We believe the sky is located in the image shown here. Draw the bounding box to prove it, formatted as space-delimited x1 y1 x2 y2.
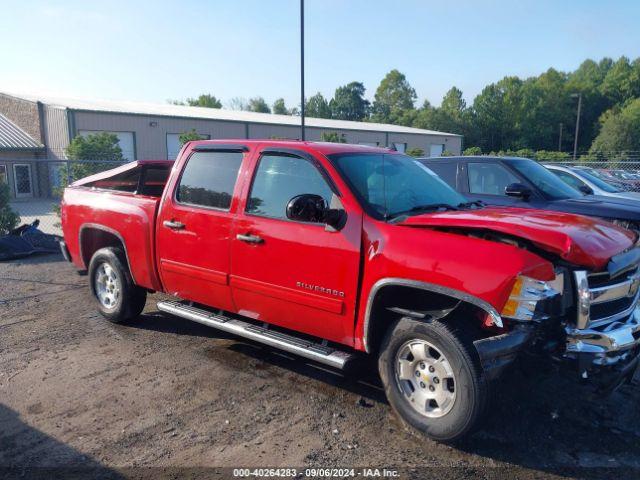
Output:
1 0 639 109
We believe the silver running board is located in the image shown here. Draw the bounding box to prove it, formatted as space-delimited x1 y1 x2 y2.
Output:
156 301 355 369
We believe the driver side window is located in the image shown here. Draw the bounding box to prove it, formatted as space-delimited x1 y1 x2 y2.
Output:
246 154 334 220
468 162 520 196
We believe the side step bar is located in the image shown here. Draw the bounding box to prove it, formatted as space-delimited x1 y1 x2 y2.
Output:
156 301 355 369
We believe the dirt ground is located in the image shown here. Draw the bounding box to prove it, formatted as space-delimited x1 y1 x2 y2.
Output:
1 254 640 479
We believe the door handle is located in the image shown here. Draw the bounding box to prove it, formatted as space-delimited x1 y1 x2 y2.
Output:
163 220 185 230
236 233 264 244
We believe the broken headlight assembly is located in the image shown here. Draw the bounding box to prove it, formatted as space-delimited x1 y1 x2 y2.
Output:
501 273 564 322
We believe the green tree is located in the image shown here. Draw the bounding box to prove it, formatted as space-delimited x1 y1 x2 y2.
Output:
272 98 289 115
590 98 640 161
227 97 249 111
330 82 370 121
463 146 482 156
371 69 417 124
248 97 271 113
405 147 424 157
0 183 20 234
63 133 125 183
320 131 346 143
534 150 571 162
179 129 206 145
470 77 523 152
186 94 222 108
54 133 126 217
600 56 640 106
305 92 332 119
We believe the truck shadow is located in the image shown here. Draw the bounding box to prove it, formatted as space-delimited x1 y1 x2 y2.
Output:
0 403 123 479
131 311 640 473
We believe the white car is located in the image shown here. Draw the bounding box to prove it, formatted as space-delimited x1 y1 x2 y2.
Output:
545 164 640 201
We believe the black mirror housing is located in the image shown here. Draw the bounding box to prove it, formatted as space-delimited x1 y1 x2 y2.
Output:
578 185 594 195
286 194 347 230
505 183 532 199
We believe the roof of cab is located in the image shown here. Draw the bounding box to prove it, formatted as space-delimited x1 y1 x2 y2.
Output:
187 139 398 156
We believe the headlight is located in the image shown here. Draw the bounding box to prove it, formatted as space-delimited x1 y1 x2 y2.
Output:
501 274 564 321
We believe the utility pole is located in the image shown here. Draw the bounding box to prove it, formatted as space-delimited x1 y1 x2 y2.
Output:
558 123 563 152
300 0 305 141
571 93 582 161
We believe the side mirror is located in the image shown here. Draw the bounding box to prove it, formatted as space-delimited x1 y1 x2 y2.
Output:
505 183 532 200
286 194 346 231
578 185 594 195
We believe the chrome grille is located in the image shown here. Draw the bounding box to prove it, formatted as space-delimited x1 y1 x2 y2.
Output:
575 267 640 329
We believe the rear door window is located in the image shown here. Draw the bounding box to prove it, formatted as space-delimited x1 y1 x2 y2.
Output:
177 151 243 210
467 162 520 196
425 162 458 188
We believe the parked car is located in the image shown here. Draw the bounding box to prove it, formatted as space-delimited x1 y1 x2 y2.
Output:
61 142 640 442
600 169 640 191
422 156 640 230
545 164 640 200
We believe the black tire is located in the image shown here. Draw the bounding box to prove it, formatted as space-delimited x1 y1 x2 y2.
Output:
378 317 488 443
88 247 147 323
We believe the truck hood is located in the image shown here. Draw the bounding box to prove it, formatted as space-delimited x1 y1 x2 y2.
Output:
399 206 636 270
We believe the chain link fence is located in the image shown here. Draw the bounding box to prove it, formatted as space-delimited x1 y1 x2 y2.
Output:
2 158 127 235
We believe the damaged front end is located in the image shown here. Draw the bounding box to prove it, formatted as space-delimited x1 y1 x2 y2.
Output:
474 247 640 391
564 248 640 390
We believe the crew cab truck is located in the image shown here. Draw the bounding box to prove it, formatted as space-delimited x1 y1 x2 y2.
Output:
60 141 640 442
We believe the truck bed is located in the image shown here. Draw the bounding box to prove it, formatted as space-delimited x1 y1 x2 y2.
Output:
61 160 172 291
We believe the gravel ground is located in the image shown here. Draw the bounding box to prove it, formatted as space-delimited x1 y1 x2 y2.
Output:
1 254 640 479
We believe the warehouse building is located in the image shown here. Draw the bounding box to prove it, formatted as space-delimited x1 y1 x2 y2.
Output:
0 92 462 198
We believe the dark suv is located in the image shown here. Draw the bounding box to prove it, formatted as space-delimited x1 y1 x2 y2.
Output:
421 156 640 230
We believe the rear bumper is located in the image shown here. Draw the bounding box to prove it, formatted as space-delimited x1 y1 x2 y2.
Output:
59 240 72 262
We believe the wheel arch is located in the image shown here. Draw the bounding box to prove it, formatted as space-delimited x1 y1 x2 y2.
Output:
79 223 136 284
363 278 503 354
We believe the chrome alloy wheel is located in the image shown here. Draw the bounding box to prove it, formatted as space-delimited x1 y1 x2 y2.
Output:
94 263 121 310
394 339 457 418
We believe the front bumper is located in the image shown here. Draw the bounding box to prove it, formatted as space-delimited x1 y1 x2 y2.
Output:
565 306 640 387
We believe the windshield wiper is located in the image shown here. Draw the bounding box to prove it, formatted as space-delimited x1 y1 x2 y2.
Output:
408 203 459 213
387 203 459 222
458 200 485 209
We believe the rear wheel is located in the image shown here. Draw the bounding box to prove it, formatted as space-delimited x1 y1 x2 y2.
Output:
378 317 488 443
88 247 146 323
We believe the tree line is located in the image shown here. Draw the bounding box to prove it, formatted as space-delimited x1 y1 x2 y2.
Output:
169 56 640 161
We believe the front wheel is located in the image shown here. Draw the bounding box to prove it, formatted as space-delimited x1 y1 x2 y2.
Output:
378 317 488 443
88 247 146 323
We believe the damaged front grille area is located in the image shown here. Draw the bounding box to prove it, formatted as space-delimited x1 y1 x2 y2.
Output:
574 266 640 329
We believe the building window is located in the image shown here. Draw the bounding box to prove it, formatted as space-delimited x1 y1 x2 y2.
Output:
166 133 211 160
79 130 136 161
13 164 33 198
0 165 7 184
429 144 445 157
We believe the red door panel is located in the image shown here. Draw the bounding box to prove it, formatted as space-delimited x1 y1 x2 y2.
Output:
156 149 248 311
230 151 362 346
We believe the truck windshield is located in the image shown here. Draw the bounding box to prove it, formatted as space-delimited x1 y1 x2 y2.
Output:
329 152 469 219
509 159 582 200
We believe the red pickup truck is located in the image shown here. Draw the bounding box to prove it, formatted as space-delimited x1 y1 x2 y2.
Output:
60 140 640 442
